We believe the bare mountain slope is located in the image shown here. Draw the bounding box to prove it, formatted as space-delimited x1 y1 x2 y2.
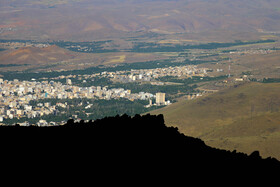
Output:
1 0 280 40
150 82 280 160
0 45 77 65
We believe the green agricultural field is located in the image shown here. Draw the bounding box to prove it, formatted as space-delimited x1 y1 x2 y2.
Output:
34 0 82 6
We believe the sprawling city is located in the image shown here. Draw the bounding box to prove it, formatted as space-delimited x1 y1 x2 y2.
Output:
0 0 280 165
0 64 213 126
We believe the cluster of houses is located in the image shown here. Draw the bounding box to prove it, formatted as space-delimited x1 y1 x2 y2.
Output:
0 78 158 125
49 65 209 84
100 65 208 83
0 64 205 125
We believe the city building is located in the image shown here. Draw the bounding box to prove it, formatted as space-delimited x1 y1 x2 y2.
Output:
156 92 166 105
66 79 72 85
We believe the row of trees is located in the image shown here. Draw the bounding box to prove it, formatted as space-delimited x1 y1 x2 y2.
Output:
2 56 212 81
53 40 118 53
263 78 280 83
129 39 276 53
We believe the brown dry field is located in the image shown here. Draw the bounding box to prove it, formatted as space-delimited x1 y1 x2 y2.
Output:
0 45 168 72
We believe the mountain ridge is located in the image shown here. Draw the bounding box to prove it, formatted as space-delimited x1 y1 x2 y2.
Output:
150 82 280 160
1 113 279 175
1 0 280 40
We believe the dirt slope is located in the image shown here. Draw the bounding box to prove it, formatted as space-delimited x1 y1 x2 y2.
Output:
150 82 280 159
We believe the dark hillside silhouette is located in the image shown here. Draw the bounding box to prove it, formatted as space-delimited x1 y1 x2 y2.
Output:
0 114 279 179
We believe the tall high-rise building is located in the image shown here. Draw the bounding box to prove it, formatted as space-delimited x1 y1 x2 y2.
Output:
66 79 72 85
156 92 165 105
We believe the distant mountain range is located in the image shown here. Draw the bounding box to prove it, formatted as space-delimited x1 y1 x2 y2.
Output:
1 0 280 40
